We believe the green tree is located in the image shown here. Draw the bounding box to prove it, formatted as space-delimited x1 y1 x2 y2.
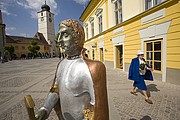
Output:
27 40 40 58
4 46 15 60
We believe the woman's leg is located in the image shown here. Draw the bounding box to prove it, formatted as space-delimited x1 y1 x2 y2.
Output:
131 86 136 93
142 90 148 99
130 82 138 95
142 90 153 104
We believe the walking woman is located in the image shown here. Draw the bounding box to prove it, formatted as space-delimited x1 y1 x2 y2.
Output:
128 50 153 104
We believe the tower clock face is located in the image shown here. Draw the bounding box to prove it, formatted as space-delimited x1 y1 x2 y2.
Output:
49 18 52 22
41 17 44 21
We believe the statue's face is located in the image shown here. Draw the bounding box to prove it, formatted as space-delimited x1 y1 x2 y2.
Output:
58 24 75 55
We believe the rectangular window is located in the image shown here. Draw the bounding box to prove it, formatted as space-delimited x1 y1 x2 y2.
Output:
86 27 88 39
41 12 43 16
15 46 18 50
114 0 122 25
100 48 104 62
155 0 162 5
91 22 94 37
49 13 51 17
145 40 162 71
22 46 25 50
92 49 95 60
98 15 103 33
145 0 163 10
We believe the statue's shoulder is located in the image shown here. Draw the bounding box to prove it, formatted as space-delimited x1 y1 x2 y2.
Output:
83 57 106 70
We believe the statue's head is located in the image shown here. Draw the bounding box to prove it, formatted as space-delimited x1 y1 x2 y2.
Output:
58 19 85 56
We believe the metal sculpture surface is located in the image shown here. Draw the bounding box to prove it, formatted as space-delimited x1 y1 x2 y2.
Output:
24 19 109 120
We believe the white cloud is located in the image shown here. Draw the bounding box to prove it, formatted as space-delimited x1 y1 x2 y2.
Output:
73 0 90 5
19 33 30 37
15 0 58 19
5 26 16 35
0 1 17 16
6 32 10 35
6 27 16 31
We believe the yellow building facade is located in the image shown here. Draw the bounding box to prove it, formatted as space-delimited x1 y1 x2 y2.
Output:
80 0 180 85
5 34 50 58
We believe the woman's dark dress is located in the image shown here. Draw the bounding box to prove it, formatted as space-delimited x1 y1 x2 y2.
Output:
128 57 153 90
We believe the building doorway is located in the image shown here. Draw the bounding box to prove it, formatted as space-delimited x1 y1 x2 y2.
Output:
100 48 104 62
116 45 123 69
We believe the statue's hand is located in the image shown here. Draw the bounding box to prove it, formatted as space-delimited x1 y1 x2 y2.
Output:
35 109 47 120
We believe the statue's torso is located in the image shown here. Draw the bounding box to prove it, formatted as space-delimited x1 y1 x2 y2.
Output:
56 58 95 120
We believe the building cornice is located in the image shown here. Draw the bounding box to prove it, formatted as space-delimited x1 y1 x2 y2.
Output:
84 0 179 43
80 0 104 21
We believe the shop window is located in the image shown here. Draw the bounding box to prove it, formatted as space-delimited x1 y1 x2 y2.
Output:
145 40 162 71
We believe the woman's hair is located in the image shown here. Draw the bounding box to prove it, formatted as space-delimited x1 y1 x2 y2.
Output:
59 19 85 49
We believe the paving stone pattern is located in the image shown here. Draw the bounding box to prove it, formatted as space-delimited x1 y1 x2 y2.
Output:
0 58 179 120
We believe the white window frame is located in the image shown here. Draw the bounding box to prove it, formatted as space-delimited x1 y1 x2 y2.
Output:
98 15 103 33
95 8 103 34
86 26 88 39
83 23 88 40
89 17 94 37
113 0 123 25
145 0 165 10
91 21 94 37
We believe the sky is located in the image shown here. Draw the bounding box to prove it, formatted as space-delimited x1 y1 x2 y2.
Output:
0 0 90 37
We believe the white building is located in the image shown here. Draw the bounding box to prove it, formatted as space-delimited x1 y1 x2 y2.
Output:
37 1 57 57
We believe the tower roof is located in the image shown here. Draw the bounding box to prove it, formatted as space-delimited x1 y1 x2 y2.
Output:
41 0 50 12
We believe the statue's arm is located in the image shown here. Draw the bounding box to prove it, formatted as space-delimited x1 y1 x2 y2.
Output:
36 80 59 120
43 91 59 117
36 61 63 120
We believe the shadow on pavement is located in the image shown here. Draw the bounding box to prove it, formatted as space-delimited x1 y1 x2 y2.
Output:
140 115 152 120
136 84 160 97
130 115 152 120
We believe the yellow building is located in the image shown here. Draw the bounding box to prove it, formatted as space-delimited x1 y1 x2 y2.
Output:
80 0 180 85
5 32 50 58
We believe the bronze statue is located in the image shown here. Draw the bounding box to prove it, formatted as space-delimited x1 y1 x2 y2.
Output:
24 19 109 120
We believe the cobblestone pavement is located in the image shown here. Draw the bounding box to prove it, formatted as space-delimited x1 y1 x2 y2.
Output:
0 58 180 120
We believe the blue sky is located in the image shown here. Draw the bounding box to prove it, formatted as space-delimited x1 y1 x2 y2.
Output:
0 0 90 37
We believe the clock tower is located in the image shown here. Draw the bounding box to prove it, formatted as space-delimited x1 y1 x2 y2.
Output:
37 1 57 56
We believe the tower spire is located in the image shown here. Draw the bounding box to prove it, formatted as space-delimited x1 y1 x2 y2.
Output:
45 0 46 5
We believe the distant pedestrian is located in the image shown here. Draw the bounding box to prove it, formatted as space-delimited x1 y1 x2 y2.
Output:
0 52 2 63
128 50 153 104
